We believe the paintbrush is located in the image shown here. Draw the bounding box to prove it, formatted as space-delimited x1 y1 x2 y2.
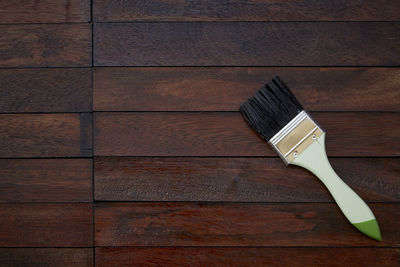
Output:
240 76 382 241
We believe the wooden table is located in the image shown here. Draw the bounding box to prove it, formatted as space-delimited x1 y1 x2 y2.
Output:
0 1 399 266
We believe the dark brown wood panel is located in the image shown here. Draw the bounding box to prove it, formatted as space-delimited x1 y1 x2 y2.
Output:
94 0 400 22
0 68 92 113
94 157 399 202
94 22 400 66
0 113 92 158
0 248 93 267
96 247 400 267
94 67 400 112
94 112 399 157
0 0 90 23
95 202 399 246
0 204 93 247
0 159 92 202
0 24 91 67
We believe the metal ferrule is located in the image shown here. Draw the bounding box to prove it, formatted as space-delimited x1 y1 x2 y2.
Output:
268 110 324 165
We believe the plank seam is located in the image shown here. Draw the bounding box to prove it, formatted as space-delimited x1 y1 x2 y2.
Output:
92 21 400 23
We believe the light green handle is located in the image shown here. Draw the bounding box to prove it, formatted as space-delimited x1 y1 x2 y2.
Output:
291 133 382 241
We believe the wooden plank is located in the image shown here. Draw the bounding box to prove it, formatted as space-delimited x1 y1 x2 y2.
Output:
93 0 400 22
0 203 93 247
96 247 400 267
0 113 92 158
95 202 399 246
93 112 399 157
94 22 400 66
0 248 93 267
94 67 400 112
94 157 399 202
0 24 91 67
0 0 90 23
0 159 92 202
0 68 92 113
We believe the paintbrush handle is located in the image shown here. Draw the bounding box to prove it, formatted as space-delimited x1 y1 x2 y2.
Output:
291 133 382 241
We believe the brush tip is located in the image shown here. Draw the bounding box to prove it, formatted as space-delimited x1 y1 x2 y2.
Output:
240 76 303 141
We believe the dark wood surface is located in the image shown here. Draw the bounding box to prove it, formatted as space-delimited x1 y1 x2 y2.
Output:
94 112 399 156
0 203 93 247
0 113 92 158
94 67 400 112
0 159 92 202
96 247 400 267
0 24 91 67
0 68 92 113
94 22 400 66
95 202 399 246
0 0 90 23
1 1 399 266
93 0 400 22
94 157 399 202
0 248 93 267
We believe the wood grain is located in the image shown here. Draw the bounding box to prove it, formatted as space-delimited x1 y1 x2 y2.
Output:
0 159 92 202
93 112 399 157
94 67 400 112
96 247 400 267
93 0 400 22
0 204 93 247
0 0 90 23
95 202 399 246
0 24 91 67
0 68 92 113
94 22 400 66
0 113 92 158
94 157 399 202
0 248 93 267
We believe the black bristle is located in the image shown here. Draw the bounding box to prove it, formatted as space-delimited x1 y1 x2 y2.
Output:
240 76 304 141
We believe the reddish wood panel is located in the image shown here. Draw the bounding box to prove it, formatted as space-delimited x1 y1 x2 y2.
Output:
0 113 92 158
93 112 399 157
95 202 399 246
94 23 400 66
0 24 91 67
0 248 93 267
0 68 92 113
0 0 90 23
0 204 93 247
0 159 92 202
96 247 400 267
94 157 399 202
94 67 400 112
93 0 400 22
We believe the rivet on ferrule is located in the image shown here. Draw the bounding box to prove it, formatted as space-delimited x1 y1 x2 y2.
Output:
268 111 324 164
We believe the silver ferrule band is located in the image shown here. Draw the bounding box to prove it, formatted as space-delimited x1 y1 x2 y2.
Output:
268 110 308 146
268 110 323 164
